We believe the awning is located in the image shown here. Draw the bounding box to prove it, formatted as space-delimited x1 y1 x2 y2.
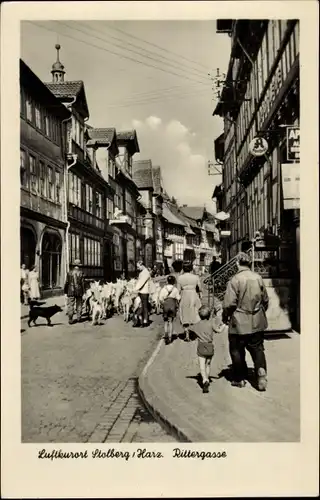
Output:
163 205 185 226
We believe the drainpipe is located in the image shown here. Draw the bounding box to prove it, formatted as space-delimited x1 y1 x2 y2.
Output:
61 97 77 276
65 154 78 274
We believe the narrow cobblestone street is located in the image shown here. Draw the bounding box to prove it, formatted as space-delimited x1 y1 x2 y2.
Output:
21 310 176 443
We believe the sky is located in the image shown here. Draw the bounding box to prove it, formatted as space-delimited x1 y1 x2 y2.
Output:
21 20 231 211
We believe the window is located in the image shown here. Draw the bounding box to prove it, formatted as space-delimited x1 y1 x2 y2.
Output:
69 233 80 264
267 21 276 70
56 171 61 203
257 48 264 98
72 116 76 142
262 35 268 87
47 166 54 200
115 183 124 211
20 88 25 116
45 114 50 137
26 95 33 122
274 21 281 57
127 153 133 176
85 184 93 213
83 237 101 266
29 155 37 193
39 161 46 197
20 149 28 187
175 242 184 260
68 172 81 207
263 177 270 228
108 155 116 178
35 103 42 129
95 192 102 218
272 181 278 220
106 197 114 220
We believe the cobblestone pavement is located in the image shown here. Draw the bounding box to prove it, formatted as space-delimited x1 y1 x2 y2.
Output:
21 310 176 443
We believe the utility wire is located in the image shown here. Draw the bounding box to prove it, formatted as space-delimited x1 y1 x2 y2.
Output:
57 21 210 84
103 81 211 105
105 88 212 109
29 21 211 87
69 21 210 80
101 20 211 72
107 86 212 107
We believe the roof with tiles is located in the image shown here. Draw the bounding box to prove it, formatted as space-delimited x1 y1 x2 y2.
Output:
45 81 83 98
179 206 207 221
162 204 185 226
116 129 140 154
86 127 117 147
132 160 154 190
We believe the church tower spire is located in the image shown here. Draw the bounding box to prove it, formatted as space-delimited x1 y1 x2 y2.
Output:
51 44 65 83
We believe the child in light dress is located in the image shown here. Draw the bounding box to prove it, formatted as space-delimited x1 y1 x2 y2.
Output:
159 275 181 344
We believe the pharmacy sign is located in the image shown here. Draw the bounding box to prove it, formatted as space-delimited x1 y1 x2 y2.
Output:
287 126 300 161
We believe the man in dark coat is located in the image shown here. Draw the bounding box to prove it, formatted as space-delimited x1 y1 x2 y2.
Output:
64 259 85 324
209 256 221 275
223 252 269 391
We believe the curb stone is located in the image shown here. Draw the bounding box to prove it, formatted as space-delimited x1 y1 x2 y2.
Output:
137 338 191 443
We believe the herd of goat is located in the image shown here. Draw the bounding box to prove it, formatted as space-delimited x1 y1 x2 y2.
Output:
82 278 162 326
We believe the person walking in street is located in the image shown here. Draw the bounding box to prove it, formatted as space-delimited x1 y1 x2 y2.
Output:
209 256 221 276
159 275 181 345
193 305 227 393
135 260 151 327
177 261 202 342
21 263 30 305
29 265 40 300
64 259 85 325
222 252 269 391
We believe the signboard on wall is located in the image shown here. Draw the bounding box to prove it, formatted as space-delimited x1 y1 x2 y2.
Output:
249 137 268 157
287 126 300 161
281 163 300 209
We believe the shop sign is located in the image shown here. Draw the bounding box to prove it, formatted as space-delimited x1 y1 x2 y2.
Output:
281 163 300 209
287 126 300 161
249 136 268 157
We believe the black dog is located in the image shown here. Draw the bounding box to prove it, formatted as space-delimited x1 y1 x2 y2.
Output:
28 305 63 327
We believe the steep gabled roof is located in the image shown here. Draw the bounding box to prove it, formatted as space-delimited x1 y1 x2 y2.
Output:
45 81 83 98
162 204 185 226
116 130 140 154
179 206 206 221
86 127 116 147
132 160 154 190
45 80 89 119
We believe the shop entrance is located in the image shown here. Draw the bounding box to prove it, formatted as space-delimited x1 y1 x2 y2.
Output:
41 231 62 289
20 226 36 269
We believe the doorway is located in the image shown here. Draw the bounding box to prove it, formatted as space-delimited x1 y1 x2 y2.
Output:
41 231 62 289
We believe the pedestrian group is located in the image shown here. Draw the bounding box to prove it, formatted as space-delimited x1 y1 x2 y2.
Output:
21 250 269 394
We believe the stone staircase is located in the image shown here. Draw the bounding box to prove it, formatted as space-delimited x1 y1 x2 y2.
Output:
202 249 293 332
